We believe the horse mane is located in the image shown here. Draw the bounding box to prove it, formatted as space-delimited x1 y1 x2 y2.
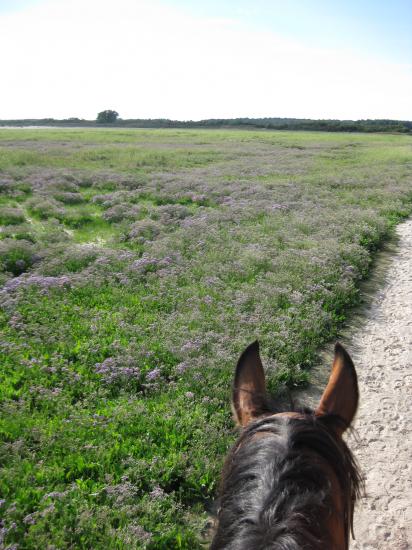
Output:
211 411 362 550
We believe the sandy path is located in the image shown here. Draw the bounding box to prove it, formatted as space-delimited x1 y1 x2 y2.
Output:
346 219 412 549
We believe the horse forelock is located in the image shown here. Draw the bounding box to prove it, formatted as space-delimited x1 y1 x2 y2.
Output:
211 412 362 550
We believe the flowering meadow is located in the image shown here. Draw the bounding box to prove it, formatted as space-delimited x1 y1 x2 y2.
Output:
0 128 411 548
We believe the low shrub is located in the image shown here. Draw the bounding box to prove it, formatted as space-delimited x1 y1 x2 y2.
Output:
0 223 36 243
128 219 161 243
150 204 192 224
53 191 84 204
0 207 26 225
103 204 142 223
26 197 66 220
0 238 38 275
61 208 95 228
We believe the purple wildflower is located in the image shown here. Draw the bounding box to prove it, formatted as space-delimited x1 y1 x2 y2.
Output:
4 275 70 292
127 524 152 542
130 256 160 274
95 356 141 385
23 513 37 525
105 481 137 505
146 368 161 381
181 340 198 353
175 362 190 374
149 486 165 500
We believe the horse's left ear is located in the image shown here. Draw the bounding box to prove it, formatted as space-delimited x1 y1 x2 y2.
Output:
232 341 269 427
316 343 358 435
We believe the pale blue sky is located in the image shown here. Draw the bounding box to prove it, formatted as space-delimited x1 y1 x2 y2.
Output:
1 0 411 119
162 0 412 64
2 0 410 63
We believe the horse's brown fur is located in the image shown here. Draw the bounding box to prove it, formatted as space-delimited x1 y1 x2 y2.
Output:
211 342 362 550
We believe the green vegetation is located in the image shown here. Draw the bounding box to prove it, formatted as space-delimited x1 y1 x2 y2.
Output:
97 110 120 124
0 128 411 548
1 117 411 133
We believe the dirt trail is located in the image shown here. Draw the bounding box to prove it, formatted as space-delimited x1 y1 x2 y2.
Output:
296 219 412 549
345 219 412 549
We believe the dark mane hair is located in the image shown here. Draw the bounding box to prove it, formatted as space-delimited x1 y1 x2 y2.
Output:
211 411 362 550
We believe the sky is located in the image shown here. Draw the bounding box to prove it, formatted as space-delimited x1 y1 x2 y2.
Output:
0 0 411 120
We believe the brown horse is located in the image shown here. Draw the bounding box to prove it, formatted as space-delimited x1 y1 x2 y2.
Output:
211 342 362 550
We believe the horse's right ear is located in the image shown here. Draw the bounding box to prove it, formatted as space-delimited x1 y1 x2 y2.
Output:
316 343 358 435
232 341 268 427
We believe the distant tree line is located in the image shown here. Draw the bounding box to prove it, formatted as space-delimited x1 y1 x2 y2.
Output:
1 116 411 134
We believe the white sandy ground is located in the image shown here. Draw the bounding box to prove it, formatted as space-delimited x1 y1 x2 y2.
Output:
345 219 412 549
298 219 412 549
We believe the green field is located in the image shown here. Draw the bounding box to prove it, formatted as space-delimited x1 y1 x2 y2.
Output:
0 128 411 548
